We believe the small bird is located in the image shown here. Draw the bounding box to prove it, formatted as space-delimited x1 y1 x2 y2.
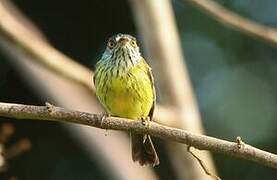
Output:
93 33 159 166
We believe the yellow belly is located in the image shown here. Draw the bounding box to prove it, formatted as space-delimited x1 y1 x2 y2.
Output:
95 65 154 120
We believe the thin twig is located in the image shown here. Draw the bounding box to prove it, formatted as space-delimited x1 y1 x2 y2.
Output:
0 35 158 180
183 0 277 46
130 0 216 179
0 102 276 169
187 146 222 180
0 0 175 128
0 1 159 179
0 1 93 90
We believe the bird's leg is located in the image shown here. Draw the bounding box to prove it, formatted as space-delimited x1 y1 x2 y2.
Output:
141 116 150 126
100 112 111 136
141 117 151 143
100 112 110 126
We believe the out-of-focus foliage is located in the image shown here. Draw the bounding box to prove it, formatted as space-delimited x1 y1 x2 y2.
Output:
0 0 276 179
174 0 277 179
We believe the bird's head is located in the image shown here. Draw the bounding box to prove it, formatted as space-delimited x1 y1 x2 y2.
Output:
101 34 142 67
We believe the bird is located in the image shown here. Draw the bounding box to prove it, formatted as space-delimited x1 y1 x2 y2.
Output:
93 33 159 166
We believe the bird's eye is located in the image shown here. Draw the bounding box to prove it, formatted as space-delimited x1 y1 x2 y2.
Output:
107 40 115 49
130 40 137 47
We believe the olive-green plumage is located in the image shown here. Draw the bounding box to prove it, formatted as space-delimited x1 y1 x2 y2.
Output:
93 34 159 166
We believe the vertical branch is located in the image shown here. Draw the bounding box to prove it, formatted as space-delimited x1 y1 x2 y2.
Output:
0 0 173 128
0 37 158 180
0 1 157 179
129 0 217 179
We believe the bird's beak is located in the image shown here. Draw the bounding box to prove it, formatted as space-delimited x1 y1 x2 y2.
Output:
118 37 129 46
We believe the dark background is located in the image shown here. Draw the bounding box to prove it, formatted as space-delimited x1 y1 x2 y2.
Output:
0 0 276 179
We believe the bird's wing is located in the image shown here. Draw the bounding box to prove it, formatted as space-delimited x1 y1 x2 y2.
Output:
93 61 101 86
144 60 156 121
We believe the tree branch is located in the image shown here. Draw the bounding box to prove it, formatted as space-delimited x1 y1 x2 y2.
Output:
130 1 217 179
183 0 277 46
0 102 276 169
0 0 175 128
0 1 93 90
0 1 158 179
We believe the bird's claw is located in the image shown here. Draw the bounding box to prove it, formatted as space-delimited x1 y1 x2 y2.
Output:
141 117 151 142
141 117 150 127
236 136 245 149
100 112 110 126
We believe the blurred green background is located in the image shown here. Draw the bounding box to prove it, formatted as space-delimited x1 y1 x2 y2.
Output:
0 0 276 179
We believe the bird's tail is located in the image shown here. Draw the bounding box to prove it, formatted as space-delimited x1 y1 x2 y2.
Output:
131 133 159 166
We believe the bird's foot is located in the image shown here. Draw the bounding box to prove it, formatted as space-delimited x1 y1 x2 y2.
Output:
141 117 151 143
100 112 110 126
141 116 150 126
236 136 245 149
